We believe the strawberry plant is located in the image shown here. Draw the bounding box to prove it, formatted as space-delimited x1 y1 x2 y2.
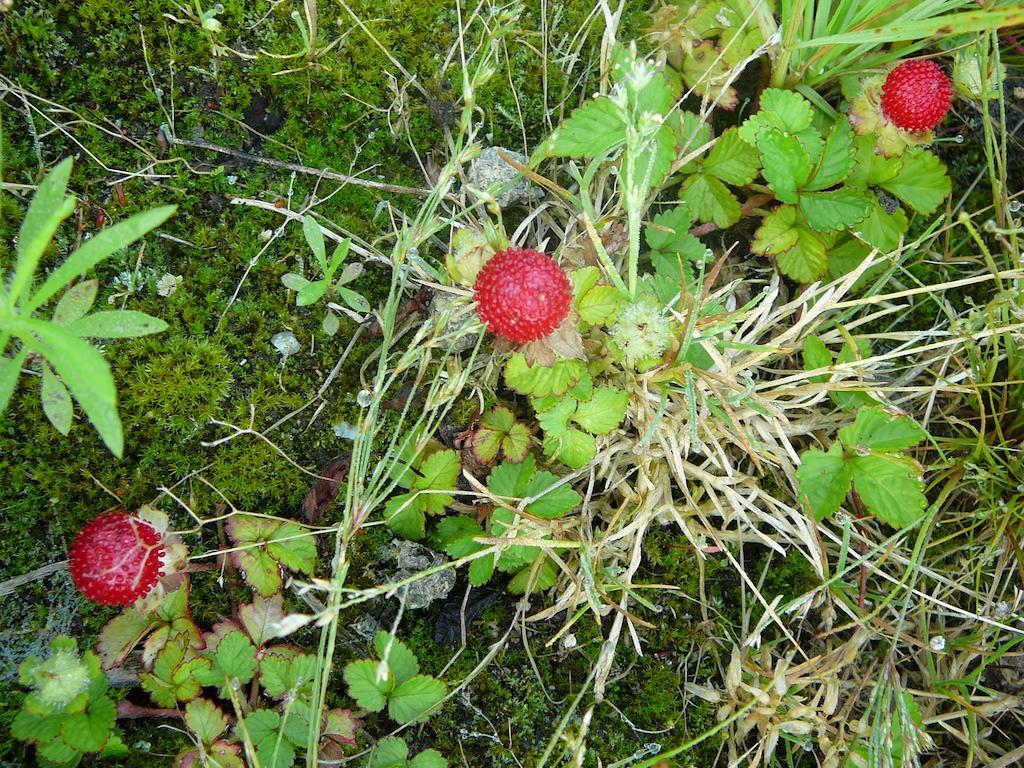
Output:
796 405 928 527
343 632 447 725
367 737 447 768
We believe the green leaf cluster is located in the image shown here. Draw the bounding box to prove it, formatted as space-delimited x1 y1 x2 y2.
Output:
740 90 950 282
343 632 447 725
797 406 928 527
468 406 531 464
436 454 578 592
384 447 461 540
281 215 368 334
225 514 318 595
0 157 175 456
12 636 127 766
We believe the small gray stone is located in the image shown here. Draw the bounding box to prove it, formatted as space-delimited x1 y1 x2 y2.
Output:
467 146 540 208
383 540 456 610
271 331 301 357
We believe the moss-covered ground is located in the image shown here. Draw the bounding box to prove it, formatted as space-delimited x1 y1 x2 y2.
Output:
0 1 778 765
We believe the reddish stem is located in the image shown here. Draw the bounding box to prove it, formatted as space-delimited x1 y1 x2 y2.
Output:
117 701 182 720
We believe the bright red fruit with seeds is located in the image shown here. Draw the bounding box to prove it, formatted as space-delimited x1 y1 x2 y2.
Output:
474 247 572 343
880 60 953 133
68 510 165 605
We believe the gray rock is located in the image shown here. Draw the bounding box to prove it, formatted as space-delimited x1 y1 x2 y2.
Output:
383 540 456 610
467 146 540 208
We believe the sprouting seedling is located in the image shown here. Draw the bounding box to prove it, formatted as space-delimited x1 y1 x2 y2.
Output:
282 216 369 331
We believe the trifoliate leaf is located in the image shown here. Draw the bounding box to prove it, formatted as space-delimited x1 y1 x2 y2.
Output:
879 148 951 215
505 355 583 398
681 173 741 227
543 429 596 470
807 118 855 191
702 127 760 185
572 387 629 435
799 189 871 233
387 675 447 724
522 471 581 519
343 659 389 713
850 453 926 528
547 98 626 158
481 406 515 432
373 632 419 686
796 444 853 521
839 406 927 453
185 699 227 745
758 129 813 204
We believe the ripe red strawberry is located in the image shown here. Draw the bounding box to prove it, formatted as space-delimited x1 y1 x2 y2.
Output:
474 247 572 343
68 509 166 605
880 60 952 133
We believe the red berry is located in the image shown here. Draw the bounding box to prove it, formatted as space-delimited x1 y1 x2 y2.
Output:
474 247 572 343
880 60 952 133
68 510 165 605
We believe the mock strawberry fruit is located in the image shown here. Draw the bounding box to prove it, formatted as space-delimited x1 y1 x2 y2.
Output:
474 247 572 343
68 509 166 605
880 60 952 133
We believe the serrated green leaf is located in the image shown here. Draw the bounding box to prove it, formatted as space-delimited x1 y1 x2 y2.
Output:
501 422 531 462
879 148 951 215
758 129 812 204
839 406 927 452
480 406 515 432
505 355 583 398
234 549 282 595
507 557 559 594
487 455 536 499
536 395 576 439
409 749 449 768
578 285 623 325
368 737 409 768
850 453 926 528
803 336 832 383
374 632 419 686
436 517 484 557
69 310 168 339
384 493 426 540
185 699 227 745
646 205 694 252
758 89 814 133
702 128 760 185
239 594 286 647
41 364 73 435
571 267 601 302
753 206 800 256
388 675 446 724
856 198 908 252
796 444 853 521
572 387 628 435
470 427 502 463
12 709 64 744
344 659 388 713
52 280 98 325
61 694 115 752
214 632 257 682
543 429 596 470
776 232 828 284
807 118 854 191
412 449 460 510
847 135 900 188
469 555 495 587
240 708 280 746
681 173 741 228
548 98 626 158
799 189 871 233
522 471 581 519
